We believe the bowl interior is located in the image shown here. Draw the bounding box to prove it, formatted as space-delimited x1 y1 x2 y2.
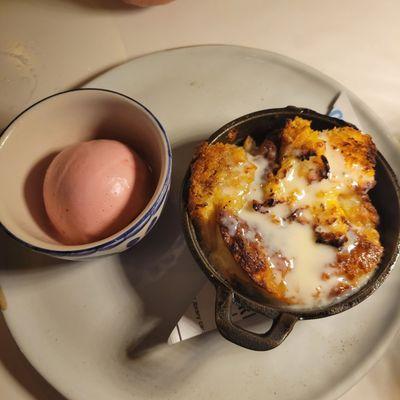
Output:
183 108 400 317
0 89 168 251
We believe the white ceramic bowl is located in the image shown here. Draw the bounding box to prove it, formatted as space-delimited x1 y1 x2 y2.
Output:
0 88 171 260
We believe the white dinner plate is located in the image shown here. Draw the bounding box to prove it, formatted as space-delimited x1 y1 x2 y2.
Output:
1 45 399 400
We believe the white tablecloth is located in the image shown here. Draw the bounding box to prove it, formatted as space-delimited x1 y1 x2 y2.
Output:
0 0 399 399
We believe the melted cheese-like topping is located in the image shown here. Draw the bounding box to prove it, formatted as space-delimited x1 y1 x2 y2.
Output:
239 206 337 303
247 154 270 202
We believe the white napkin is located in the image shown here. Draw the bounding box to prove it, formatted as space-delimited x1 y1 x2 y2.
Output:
169 92 360 344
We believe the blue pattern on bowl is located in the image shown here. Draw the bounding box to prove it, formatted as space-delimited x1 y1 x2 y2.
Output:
145 216 159 235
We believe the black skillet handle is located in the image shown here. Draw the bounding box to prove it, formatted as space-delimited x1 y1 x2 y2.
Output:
215 285 298 351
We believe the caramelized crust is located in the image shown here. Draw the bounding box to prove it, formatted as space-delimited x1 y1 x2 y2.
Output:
336 237 383 281
218 211 289 301
188 142 255 249
328 126 376 191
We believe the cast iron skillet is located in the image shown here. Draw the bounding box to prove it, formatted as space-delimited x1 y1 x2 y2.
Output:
182 106 400 351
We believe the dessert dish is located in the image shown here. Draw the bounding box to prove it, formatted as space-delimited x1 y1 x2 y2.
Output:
188 117 383 307
183 107 399 350
0 88 171 259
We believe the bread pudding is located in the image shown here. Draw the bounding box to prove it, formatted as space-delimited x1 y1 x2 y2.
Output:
188 117 383 306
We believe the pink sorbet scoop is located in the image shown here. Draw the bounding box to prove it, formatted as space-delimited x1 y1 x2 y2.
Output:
43 139 153 245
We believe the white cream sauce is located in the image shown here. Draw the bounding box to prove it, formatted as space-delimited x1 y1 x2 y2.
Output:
222 132 370 306
274 133 363 210
340 230 358 254
247 154 270 202
220 213 239 237
239 207 337 305
321 132 363 187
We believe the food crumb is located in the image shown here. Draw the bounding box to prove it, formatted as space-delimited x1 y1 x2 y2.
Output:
227 130 238 142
